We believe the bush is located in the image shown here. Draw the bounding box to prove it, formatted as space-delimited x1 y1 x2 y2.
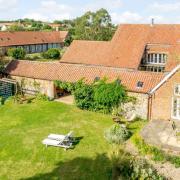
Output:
7 48 26 59
42 48 60 59
105 124 131 144
74 83 94 110
111 148 164 180
131 134 180 168
94 80 127 111
73 79 127 113
35 93 50 101
25 54 41 60
0 96 5 105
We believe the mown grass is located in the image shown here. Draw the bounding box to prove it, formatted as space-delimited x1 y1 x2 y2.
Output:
0 99 114 180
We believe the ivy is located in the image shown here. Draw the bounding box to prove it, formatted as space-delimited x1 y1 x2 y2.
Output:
54 78 128 113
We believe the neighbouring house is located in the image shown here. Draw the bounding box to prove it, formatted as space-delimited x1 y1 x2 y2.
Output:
0 22 15 31
4 24 180 121
47 23 61 31
0 31 68 54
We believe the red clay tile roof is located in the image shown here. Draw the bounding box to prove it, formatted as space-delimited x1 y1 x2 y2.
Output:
5 60 164 94
0 31 68 47
61 24 180 71
61 40 111 66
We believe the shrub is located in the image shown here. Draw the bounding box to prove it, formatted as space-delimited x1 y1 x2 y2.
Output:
94 80 127 111
74 83 94 110
35 93 50 101
7 48 26 59
25 54 41 60
111 148 164 180
42 48 60 59
131 134 180 168
0 96 5 105
74 79 127 113
105 124 131 144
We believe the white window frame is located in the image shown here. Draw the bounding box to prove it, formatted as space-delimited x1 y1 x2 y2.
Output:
171 97 180 120
147 53 167 65
174 84 180 96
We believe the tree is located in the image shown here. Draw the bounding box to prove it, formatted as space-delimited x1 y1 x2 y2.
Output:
42 24 52 30
42 48 60 59
73 8 116 41
8 24 25 31
7 48 26 59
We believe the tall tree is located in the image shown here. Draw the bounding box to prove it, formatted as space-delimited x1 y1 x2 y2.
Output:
73 9 116 41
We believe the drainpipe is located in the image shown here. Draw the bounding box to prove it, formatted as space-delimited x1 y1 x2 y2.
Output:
147 94 153 121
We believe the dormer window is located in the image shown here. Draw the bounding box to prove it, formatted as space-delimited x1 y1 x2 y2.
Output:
139 52 167 72
137 81 144 88
146 53 167 64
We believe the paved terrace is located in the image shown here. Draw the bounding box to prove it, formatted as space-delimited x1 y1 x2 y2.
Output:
141 120 180 153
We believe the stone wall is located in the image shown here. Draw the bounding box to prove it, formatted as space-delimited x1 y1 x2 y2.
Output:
11 76 55 99
122 92 149 120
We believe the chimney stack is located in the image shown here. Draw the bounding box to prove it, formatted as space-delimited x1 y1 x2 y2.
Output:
151 18 154 27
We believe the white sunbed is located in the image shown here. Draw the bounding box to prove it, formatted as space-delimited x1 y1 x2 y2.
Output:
48 131 74 141
42 137 73 150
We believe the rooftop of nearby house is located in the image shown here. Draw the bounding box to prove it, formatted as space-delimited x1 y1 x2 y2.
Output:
61 24 180 72
4 24 180 94
0 31 68 47
5 60 164 94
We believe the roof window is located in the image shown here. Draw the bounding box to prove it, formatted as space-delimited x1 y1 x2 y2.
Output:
94 76 100 82
116 79 121 85
137 81 144 88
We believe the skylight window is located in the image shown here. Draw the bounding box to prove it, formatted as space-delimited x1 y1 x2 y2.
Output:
94 76 100 82
137 81 144 88
116 79 121 85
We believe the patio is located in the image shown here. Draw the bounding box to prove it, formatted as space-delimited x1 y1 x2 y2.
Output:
141 120 180 153
54 95 74 105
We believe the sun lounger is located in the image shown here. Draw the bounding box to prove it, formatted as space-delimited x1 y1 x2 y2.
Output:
48 131 73 141
42 138 73 150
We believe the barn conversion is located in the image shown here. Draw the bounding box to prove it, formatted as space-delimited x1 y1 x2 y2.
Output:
4 24 180 121
0 31 68 54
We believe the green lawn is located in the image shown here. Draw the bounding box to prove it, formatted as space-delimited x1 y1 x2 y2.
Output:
0 99 114 180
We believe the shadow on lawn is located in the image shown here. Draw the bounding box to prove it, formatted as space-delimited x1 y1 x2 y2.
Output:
72 136 84 146
21 153 112 180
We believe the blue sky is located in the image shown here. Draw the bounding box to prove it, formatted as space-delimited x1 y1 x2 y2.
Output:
0 0 180 24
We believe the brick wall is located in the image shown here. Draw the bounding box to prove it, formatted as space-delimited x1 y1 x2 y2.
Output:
151 70 180 121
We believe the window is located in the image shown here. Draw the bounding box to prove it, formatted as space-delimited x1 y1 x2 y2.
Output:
94 77 100 82
116 79 121 85
172 85 180 120
137 81 144 88
146 53 167 64
172 98 180 120
174 84 180 96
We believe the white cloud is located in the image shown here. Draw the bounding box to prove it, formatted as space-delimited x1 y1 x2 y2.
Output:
23 0 74 21
0 0 18 11
111 11 142 24
152 2 180 12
